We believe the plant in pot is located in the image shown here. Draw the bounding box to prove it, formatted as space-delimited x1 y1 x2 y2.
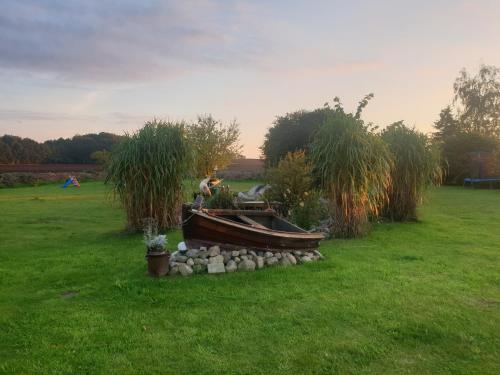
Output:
144 219 170 277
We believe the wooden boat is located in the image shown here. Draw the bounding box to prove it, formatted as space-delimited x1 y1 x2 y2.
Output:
182 206 324 251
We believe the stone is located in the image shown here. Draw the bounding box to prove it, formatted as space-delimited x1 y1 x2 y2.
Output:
198 250 209 259
192 264 207 274
301 256 313 263
286 254 297 265
306 252 314 258
178 263 193 276
186 249 199 258
240 255 249 261
208 255 224 264
169 266 179 275
193 258 207 265
234 256 241 263
186 258 195 266
207 263 225 274
264 251 273 258
231 250 240 257
225 260 237 272
255 256 264 269
249 250 257 257
239 249 248 255
293 250 303 257
238 259 256 272
173 255 188 263
266 257 279 266
258 251 264 257
313 250 325 260
199 246 207 252
223 252 232 263
280 256 292 267
275 252 282 260
208 245 220 257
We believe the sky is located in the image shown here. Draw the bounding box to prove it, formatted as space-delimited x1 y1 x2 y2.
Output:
1 0 499 157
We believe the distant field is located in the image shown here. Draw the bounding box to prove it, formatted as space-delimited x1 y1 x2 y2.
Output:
0 183 499 374
0 158 264 177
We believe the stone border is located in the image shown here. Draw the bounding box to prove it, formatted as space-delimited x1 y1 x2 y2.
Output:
168 245 324 276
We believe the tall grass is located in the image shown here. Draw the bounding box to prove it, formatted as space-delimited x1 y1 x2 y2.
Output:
311 114 392 237
106 120 193 231
381 122 442 221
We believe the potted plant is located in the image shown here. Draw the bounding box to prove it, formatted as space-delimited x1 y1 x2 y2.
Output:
144 219 170 277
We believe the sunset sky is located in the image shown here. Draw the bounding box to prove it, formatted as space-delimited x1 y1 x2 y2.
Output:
1 0 499 157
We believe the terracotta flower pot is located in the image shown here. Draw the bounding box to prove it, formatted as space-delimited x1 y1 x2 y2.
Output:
146 251 170 277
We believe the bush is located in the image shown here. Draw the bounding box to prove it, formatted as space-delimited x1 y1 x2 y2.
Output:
106 120 193 231
441 132 499 184
204 186 235 209
0 173 39 188
311 113 392 238
381 122 443 221
264 150 313 217
290 190 328 230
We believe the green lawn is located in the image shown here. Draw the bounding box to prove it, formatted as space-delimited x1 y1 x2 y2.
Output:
0 182 499 374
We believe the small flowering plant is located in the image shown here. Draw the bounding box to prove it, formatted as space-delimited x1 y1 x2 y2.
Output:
143 218 168 254
145 234 167 253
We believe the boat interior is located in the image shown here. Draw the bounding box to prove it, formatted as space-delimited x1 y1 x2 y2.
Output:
205 209 306 233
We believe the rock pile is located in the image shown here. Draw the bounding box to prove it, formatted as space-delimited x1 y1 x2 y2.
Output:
168 245 324 276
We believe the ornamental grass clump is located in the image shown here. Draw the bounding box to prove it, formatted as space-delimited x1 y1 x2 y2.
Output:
106 120 193 231
311 114 392 238
381 122 443 221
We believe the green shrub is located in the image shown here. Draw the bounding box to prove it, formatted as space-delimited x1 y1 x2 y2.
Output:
290 190 328 230
204 186 235 209
0 173 39 188
264 151 312 215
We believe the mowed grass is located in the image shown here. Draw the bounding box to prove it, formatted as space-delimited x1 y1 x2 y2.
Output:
0 182 499 374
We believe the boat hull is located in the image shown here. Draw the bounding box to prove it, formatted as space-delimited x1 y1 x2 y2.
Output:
182 208 323 251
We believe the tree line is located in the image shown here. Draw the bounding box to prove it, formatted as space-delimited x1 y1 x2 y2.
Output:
0 132 123 164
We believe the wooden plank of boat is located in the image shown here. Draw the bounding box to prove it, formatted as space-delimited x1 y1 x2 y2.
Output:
182 208 323 251
236 215 267 229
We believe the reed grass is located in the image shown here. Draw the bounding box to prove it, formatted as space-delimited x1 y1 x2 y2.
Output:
106 120 193 231
311 114 392 237
382 122 442 221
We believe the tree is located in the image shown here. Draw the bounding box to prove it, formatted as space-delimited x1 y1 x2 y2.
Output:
261 108 330 167
0 135 49 163
44 132 123 163
434 106 461 142
261 94 375 167
90 150 111 165
454 64 500 137
187 115 241 177
441 133 499 184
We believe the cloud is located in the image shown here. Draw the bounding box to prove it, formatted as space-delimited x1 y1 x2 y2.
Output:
0 0 269 82
0 109 98 122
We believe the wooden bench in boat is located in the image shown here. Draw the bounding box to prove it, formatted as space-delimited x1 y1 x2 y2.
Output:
237 215 267 229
